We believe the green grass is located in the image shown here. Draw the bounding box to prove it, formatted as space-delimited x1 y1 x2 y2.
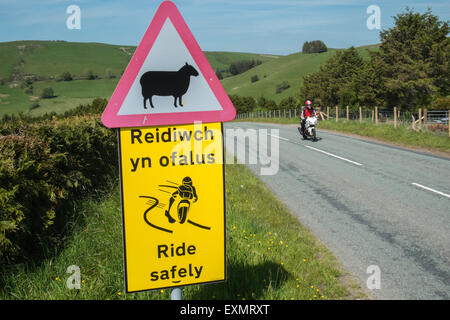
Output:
5 41 134 79
0 42 22 79
0 41 277 80
0 79 120 116
0 84 32 115
29 78 120 116
319 120 450 153
0 163 363 300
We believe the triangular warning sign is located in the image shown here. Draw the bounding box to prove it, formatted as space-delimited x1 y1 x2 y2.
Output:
101 1 236 128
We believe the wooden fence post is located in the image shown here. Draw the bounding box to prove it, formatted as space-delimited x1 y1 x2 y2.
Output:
346 105 349 121
423 108 427 125
418 108 422 131
394 107 397 128
359 106 362 124
448 110 450 138
327 106 330 119
336 106 339 122
375 106 378 125
372 110 374 122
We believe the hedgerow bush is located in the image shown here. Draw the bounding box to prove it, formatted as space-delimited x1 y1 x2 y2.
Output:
0 98 117 264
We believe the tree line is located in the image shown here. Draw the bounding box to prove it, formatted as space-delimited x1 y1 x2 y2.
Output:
299 8 449 111
302 40 328 54
216 59 262 79
229 94 300 113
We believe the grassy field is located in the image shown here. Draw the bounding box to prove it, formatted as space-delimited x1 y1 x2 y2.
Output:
0 41 277 80
0 162 364 300
0 41 278 116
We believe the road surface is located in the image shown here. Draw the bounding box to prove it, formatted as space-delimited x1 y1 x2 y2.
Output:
224 121 450 300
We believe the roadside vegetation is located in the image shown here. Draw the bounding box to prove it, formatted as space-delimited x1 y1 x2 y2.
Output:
0 160 364 300
0 97 364 300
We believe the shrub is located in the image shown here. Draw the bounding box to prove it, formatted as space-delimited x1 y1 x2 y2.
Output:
24 85 33 95
85 70 97 80
432 97 450 110
41 87 55 99
58 71 72 81
250 75 259 83
0 99 117 264
275 81 290 94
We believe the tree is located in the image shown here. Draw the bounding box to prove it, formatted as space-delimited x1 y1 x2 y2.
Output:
228 59 262 75
41 87 55 99
59 71 72 81
299 47 363 107
275 81 290 94
85 70 97 80
278 97 298 110
251 75 259 83
228 95 256 113
374 8 449 109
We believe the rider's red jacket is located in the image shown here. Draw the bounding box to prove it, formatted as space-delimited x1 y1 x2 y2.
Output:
301 106 316 119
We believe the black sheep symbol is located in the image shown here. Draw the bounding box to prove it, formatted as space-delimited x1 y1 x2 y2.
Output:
140 62 199 109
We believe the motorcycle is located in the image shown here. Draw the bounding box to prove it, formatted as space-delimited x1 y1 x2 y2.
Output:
301 115 318 141
177 199 191 224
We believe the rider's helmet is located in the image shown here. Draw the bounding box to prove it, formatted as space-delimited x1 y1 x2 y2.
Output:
305 100 312 108
182 176 193 186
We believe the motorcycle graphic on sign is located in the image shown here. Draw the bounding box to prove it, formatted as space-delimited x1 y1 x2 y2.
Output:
140 177 211 234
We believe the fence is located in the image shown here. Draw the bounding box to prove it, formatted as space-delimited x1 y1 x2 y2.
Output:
236 106 450 137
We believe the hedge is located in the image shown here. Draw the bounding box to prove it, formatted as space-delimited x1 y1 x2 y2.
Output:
0 99 117 264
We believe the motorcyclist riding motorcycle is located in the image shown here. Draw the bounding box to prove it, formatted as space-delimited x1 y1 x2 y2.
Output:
165 176 198 224
300 100 317 136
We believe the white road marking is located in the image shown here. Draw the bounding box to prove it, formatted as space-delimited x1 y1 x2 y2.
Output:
268 133 290 141
266 132 363 166
411 183 450 199
304 145 363 166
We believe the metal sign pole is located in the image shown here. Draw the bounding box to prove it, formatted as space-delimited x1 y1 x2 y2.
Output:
171 287 182 300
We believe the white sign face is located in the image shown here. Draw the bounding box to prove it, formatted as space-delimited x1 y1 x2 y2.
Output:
117 18 223 116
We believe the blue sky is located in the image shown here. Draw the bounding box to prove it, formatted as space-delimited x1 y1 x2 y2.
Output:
0 0 448 55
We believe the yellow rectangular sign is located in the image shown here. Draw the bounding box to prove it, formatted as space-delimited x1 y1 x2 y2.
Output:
118 122 226 292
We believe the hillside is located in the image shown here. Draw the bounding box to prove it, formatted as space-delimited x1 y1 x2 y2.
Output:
0 41 277 116
0 40 377 116
221 46 378 103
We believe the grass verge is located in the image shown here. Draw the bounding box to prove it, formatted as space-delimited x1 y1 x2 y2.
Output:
235 117 450 154
0 163 364 300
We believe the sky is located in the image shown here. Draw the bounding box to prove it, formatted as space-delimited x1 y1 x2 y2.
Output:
0 0 448 55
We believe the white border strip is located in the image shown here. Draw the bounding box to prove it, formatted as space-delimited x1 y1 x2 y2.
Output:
304 145 363 166
411 183 450 199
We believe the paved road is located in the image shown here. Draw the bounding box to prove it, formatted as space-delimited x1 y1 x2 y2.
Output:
224 121 450 300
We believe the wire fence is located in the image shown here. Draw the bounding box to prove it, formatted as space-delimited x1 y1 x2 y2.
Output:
236 107 450 137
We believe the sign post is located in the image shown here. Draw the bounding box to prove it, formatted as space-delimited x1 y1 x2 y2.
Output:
102 1 235 295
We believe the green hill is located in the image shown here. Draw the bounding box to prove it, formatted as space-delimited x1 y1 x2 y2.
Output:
0 41 277 116
0 40 377 116
221 46 378 103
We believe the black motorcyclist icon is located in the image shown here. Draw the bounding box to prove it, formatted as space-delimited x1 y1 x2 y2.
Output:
140 177 210 234
164 176 198 224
